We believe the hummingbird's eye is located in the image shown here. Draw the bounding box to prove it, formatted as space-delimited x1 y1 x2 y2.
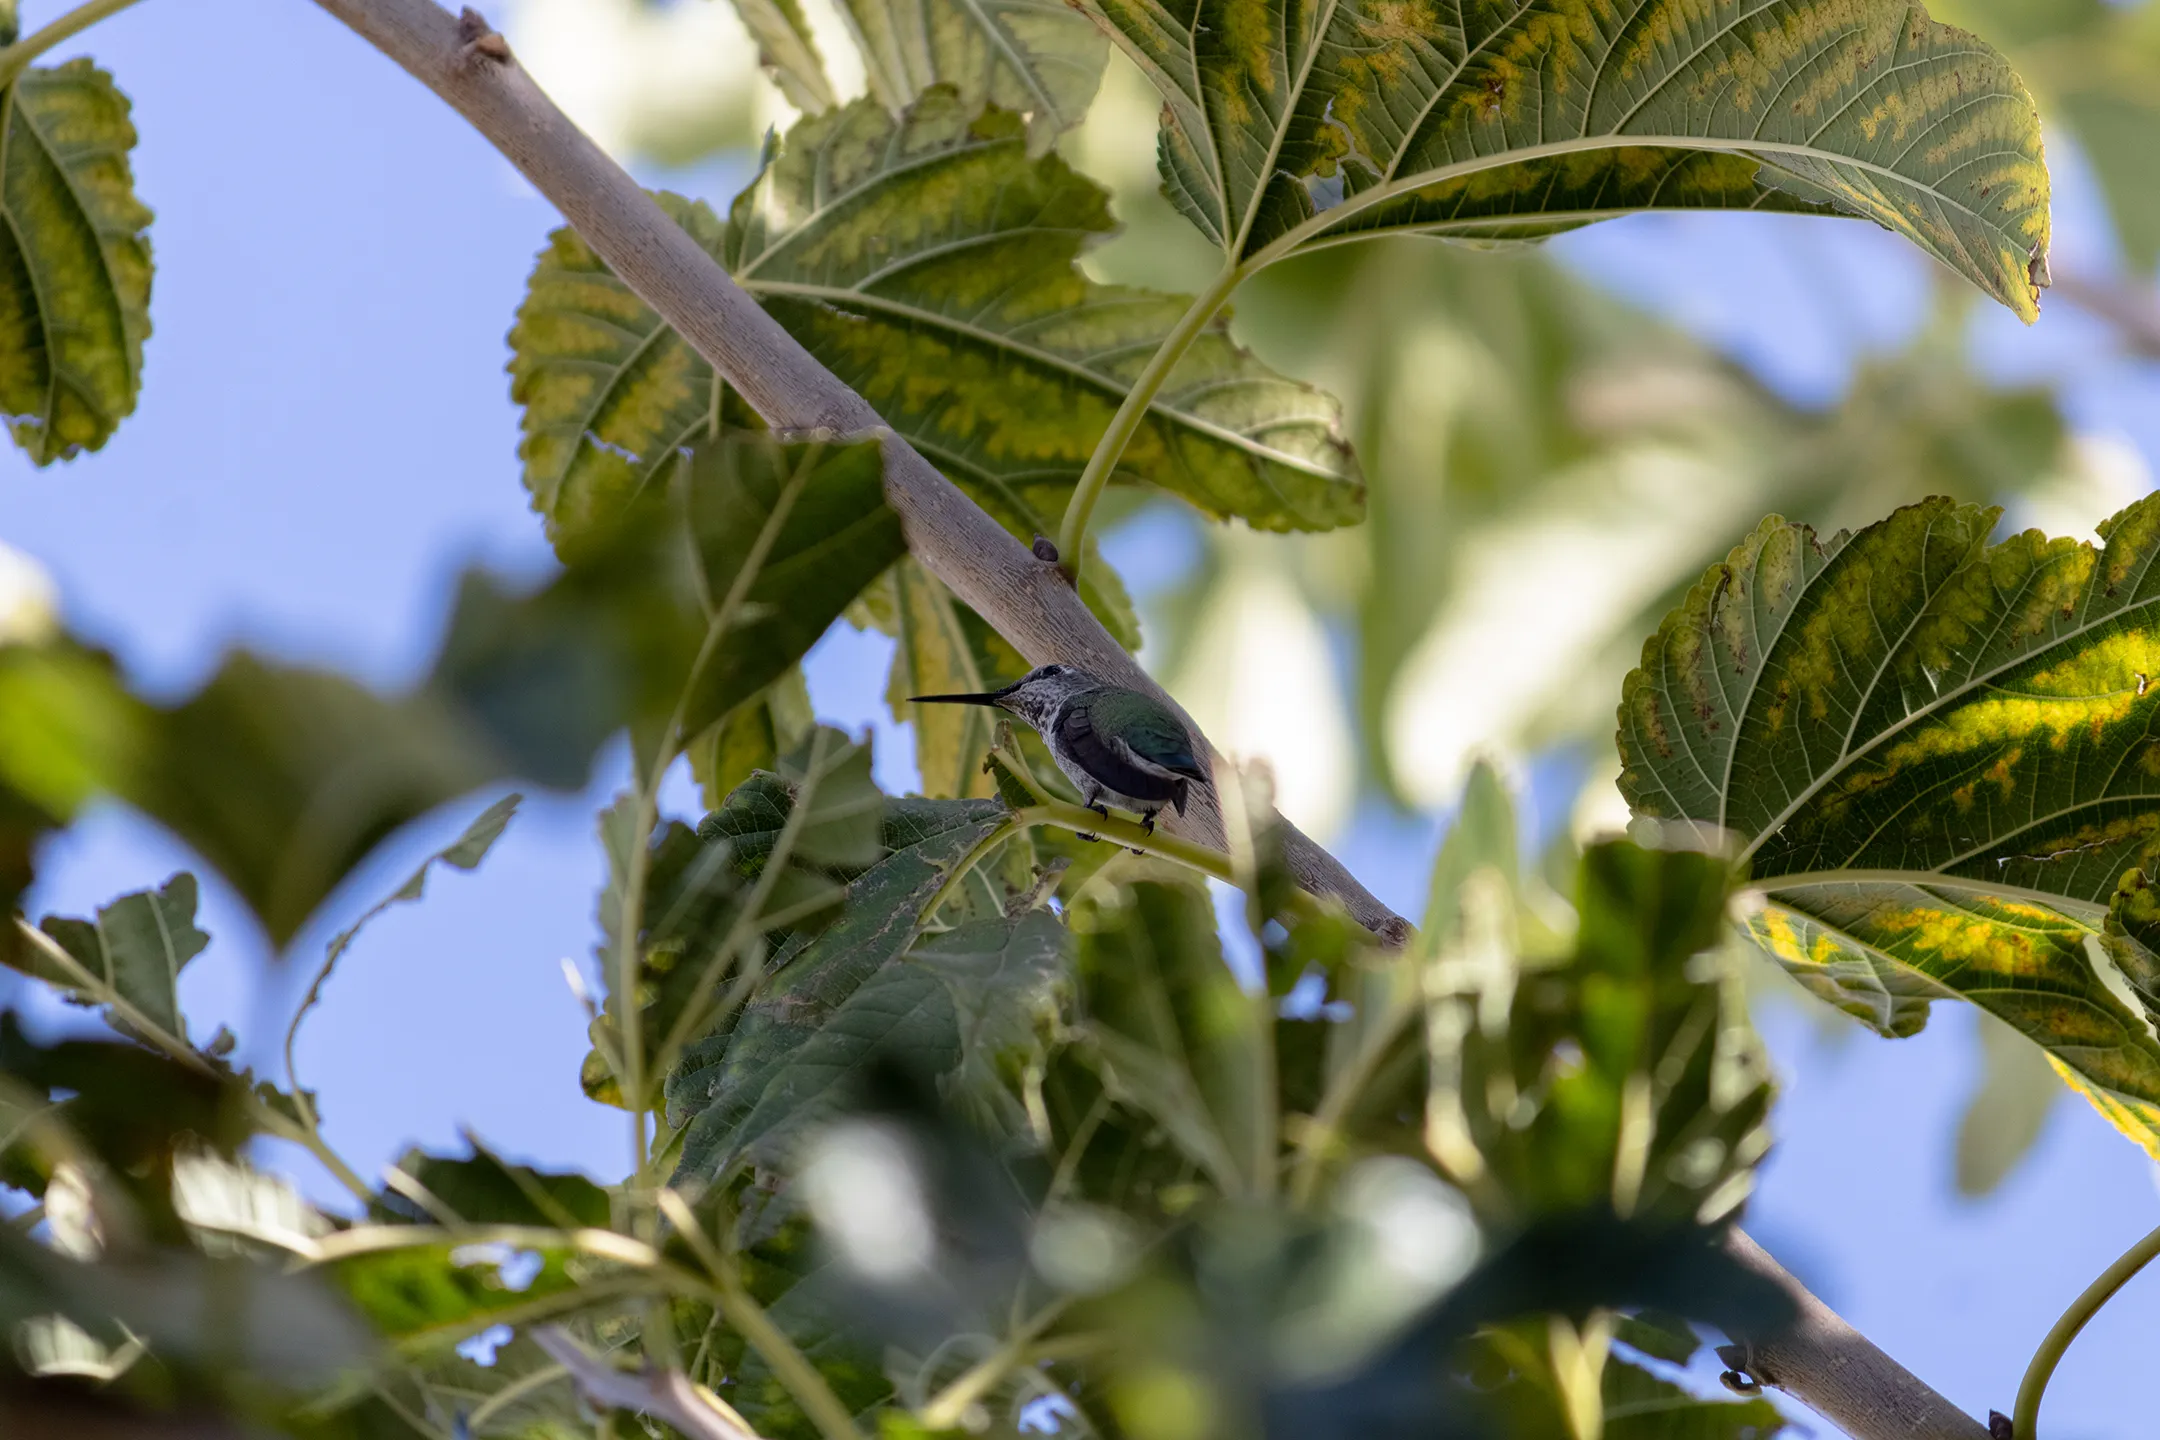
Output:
1041 664 1064 676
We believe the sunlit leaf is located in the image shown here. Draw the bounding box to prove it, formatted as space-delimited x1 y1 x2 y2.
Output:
1935 0 2160 270
736 0 838 114
734 90 1359 529
889 559 1000 799
1619 494 2160 1158
0 640 139 924
832 0 1107 141
507 97 1362 572
0 61 154 464
1085 0 2050 317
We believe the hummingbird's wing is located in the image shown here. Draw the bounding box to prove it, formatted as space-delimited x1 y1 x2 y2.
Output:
1073 688 1211 785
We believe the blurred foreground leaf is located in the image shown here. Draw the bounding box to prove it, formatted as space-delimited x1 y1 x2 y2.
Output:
1955 1009 2062 1195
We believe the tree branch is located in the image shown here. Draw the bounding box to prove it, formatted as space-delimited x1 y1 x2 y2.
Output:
303 0 1407 943
1717 1228 1991 1440
2051 270 2160 359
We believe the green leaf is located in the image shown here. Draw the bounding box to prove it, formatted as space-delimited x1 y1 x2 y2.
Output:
1616 494 2160 1159
0 640 138 918
703 726 889 877
677 434 906 741
125 519 700 946
689 665 815 811
328 1242 593 1350
714 1212 896 1437
1084 0 2051 318
1426 841 1771 1226
30 872 206 1043
1954 1008 2061 1195
508 98 1362 561
0 1016 246 1219
667 791 1010 1180
382 1143 610 1230
736 0 839 114
0 61 154 463
1069 878 1271 1199
830 0 1108 140
589 729 891 1111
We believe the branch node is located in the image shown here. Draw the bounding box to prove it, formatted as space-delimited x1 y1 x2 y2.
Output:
455 6 511 63
1715 1342 1773 1394
1988 1412 2014 1440
1030 534 1060 564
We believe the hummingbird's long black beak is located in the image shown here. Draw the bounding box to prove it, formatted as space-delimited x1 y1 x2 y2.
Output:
908 691 1006 706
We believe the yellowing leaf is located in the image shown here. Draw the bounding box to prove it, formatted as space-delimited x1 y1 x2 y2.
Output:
1086 0 2051 317
889 559 1000 799
0 61 154 463
1620 494 2160 1157
508 93 1362 568
833 0 1107 141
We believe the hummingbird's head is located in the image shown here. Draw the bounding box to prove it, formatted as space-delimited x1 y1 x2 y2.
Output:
910 663 1099 730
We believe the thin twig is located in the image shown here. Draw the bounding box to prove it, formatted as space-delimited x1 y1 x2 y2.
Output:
0 0 147 86
2013 1218 2160 1437
531 1327 765 1440
2050 270 2160 358
301 0 1407 946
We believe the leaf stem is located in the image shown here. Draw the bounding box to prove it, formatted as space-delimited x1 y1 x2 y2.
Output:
917 1299 1069 1430
0 0 145 85
252 1100 375 1207
12 917 211 1074
1055 260 1244 584
2014 1219 2160 1437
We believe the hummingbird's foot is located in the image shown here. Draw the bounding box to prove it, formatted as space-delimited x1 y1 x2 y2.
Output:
1128 846 1145 856
1075 831 1101 844
1087 799 1111 821
1140 809 1158 836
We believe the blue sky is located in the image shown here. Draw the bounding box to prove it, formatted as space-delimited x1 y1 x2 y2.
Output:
6 2 2160 1436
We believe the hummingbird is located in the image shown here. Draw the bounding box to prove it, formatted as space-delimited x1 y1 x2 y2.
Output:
911 664 1210 835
